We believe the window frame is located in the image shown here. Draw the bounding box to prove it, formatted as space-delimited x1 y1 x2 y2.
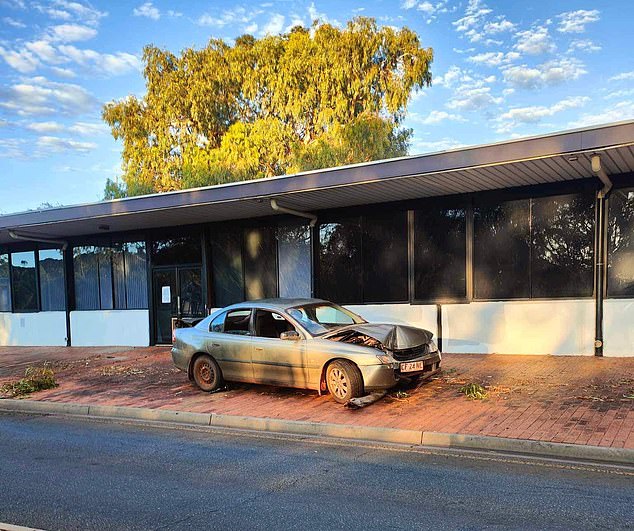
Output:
252 308 301 340
606 185 634 299
9 249 40 313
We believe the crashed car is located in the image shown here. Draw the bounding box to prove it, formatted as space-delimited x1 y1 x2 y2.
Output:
171 298 441 403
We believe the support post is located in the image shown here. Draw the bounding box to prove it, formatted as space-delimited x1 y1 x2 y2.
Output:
594 194 607 357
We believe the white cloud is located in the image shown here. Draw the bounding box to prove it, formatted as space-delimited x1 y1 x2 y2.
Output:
609 71 634 82
50 66 76 78
468 51 519 67
36 135 97 153
414 110 465 125
452 0 512 42
48 23 98 43
0 76 96 117
447 86 503 111
502 58 587 89
496 95 589 133
198 6 261 28
57 45 142 76
514 26 555 55
41 0 107 27
68 121 108 135
0 46 39 73
569 101 634 128
567 39 601 53
604 89 634 100
25 121 65 133
133 2 160 20
25 40 62 63
401 0 418 8
262 13 285 35
411 137 465 153
557 9 600 33
3 16 26 28
244 23 258 34
483 18 515 34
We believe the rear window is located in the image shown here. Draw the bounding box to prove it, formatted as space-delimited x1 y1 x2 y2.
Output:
209 312 226 333
224 309 252 336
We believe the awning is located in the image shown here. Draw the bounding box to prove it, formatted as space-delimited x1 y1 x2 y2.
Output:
1 120 633 245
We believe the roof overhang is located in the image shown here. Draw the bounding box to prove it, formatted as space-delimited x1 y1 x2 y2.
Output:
1 120 634 245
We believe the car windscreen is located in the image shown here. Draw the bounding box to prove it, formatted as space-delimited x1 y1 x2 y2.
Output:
287 303 365 336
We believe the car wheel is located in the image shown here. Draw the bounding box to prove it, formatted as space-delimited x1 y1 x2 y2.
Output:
326 360 363 404
192 354 223 392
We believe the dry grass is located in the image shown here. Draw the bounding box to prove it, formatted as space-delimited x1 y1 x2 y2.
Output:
1 365 58 397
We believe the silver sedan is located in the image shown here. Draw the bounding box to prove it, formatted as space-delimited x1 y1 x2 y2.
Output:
171 298 441 403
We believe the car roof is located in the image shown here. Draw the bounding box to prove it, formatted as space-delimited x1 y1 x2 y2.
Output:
222 298 329 312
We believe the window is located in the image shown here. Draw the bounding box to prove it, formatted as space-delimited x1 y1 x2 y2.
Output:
531 194 594 298
254 310 296 338
474 199 530 300
244 226 277 300
277 224 311 298
151 235 201 266
0 252 11 311
608 188 634 297
363 211 408 302
38 249 65 311
211 229 244 307
209 312 225 332
224 309 251 335
318 218 363 303
11 251 38 312
287 302 364 336
414 207 466 300
74 242 148 310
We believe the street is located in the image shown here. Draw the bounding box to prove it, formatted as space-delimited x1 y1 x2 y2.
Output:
0 413 632 530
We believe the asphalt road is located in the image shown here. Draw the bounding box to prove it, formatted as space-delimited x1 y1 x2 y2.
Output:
0 413 633 531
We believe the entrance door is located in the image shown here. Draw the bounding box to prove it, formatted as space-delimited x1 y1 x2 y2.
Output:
153 266 203 344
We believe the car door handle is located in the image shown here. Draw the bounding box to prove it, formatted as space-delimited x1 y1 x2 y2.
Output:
254 347 264 351
211 343 220 348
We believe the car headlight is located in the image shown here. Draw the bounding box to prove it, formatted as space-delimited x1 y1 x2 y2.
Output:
429 340 438 353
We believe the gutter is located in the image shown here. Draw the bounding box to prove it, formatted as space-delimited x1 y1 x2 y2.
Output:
590 154 612 357
270 199 318 227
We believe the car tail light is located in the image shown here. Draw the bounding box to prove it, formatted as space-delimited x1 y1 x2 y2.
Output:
172 328 176 344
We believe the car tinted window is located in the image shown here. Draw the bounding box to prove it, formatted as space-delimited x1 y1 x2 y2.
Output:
209 312 226 333
254 310 296 339
224 309 252 335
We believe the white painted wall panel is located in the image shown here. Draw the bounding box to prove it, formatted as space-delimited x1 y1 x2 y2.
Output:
70 310 150 347
0 312 67 346
603 299 634 357
442 300 595 355
346 304 438 338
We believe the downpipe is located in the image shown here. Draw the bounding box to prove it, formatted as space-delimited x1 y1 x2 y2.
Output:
270 199 317 227
8 230 68 250
591 155 612 357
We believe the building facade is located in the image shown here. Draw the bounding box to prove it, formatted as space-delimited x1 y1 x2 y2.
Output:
1 122 633 356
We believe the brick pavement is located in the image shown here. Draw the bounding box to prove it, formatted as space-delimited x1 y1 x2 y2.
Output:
1 346 633 449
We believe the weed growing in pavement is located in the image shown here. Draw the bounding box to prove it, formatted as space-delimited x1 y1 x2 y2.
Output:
1 365 57 397
459 382 488 400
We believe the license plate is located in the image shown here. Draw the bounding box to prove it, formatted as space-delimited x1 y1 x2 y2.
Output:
400 361 425 373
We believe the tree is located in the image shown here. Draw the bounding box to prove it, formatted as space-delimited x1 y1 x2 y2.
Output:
102 17 433 197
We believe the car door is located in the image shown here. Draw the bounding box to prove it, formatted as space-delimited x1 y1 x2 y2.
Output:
211 308 254 383
251 309 308 388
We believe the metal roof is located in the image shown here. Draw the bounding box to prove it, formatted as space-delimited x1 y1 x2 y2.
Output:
1 120 634 245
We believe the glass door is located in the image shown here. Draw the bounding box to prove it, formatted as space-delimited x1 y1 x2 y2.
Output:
152 266 204 344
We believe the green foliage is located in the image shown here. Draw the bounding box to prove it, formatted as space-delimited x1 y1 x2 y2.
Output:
1 365 58 397
459 383 489 400
103 17 433 196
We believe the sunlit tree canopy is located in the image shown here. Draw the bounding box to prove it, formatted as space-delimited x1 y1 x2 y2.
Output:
102 17 433 197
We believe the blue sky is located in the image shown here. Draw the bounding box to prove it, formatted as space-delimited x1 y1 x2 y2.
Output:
0 0 633 214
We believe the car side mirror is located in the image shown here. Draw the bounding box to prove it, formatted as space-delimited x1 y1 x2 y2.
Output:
280 330 301 341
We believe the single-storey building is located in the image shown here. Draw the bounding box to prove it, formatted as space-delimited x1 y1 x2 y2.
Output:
1 121 633 356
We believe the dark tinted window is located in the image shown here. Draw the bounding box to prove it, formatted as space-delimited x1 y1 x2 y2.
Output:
278 224 311 298
224 309 251 335
318 219 362 304
211 229 244 307
38 249 65 311
209 312 225 332
474 200 530 299
11 251 38 312
608 188 634 296
123 242 148 309
414 207 466 300
254 310 296 338
244 227 277 300
0 253 10 311
74 246 100 310
531 193 595 298
363 211 408 302
151 236 201 266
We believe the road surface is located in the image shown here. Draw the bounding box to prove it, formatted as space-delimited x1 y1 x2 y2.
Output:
0 412 632 530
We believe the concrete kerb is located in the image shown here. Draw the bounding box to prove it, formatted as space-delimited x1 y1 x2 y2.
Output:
1 399 633 466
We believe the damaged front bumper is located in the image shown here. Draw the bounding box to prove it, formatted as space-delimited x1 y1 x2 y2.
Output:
361 352 442 391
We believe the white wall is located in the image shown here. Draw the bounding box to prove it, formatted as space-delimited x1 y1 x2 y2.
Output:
442 300 595 355
0 312 67 346
604 299 634 357
70 310 150 347
346 304 438 338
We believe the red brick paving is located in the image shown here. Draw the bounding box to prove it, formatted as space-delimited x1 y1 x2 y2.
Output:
1 346 633 448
